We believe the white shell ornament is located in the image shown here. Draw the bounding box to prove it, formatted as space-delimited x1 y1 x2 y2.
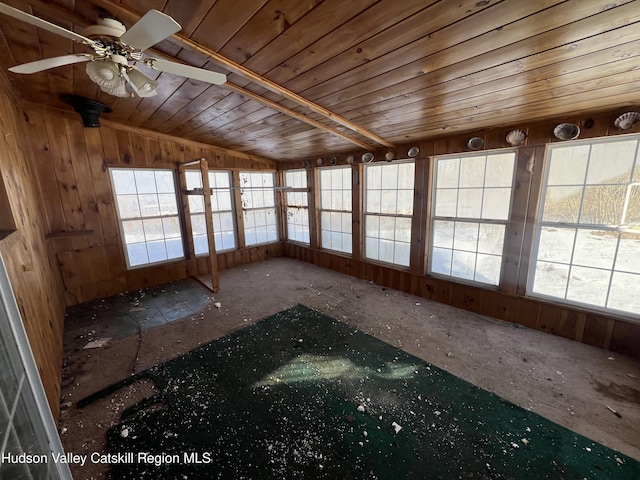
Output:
407 147 420 158
553 123 580 140
614 112 640 130
346 155 354 164
467 137 484 150
362 152 374 163
316 158 323 166
506 129 527 146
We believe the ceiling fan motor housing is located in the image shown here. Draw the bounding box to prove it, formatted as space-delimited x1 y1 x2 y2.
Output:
83 17 126 40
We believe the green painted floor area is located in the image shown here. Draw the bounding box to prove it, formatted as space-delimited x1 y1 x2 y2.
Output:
93 305 640 479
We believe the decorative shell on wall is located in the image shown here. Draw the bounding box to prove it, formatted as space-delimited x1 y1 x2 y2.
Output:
346 155 354 164
330 156 338 165
553 123 580 140
407 147 420 158
385 150 395 162
506 129 527 146
316 158 323 166
362 152 374 163
467 137 484 150
614 112 640 130
303 160 310 167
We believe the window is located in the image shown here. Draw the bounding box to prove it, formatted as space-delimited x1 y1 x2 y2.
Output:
529 136 640 317
110 168 184 268
0 256 72 480
185 170 237 254
284 170 310 245
364 162 415 266
240 172 278 246
429 151 516 285
319 167 352 254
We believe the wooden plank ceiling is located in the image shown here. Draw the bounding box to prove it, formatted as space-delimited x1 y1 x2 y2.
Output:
0 0 639 161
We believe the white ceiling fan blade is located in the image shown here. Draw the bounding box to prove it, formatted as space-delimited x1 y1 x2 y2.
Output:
9 54 93 74
0 2 96 46
145 58 227 85
120 10 181 51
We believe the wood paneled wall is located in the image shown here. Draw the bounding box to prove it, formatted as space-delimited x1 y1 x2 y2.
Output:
24 105 281 306
0 77 66 418
281 109 640 358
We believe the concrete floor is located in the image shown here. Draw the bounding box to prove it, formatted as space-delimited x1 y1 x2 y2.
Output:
59 257 640 479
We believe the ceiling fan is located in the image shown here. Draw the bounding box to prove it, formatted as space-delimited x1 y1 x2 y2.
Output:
0 2 227 97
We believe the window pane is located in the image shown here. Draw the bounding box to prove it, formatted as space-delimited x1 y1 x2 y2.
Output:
532 262 569 297
127 243 149 266
435 189 457 217
566 266 610 307
437 158 459 188
432 247 452 275
615 233 640 273
143 218 164 241
579 185 625 225
572 229 617 269
475 254 501 285
608 271 640 312
547 145 589 185
135 170 157 194
586 141 635 184
481 188 511 220
457 189 482 218
459 156 485 187
185 170 202 189
155 171 175 192
453 222 478 252
537 227 575 264
111 169 136 194
433 220 454 249
485 153 515 187
451 250 476 280
123 220 145 244
139 194 160 217
117 195 141 219
542 186 582 223
477 224 505 255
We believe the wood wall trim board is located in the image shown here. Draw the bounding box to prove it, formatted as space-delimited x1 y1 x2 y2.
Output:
284 244 640 358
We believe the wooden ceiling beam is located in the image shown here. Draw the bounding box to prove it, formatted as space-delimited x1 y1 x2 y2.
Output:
88 0 395 150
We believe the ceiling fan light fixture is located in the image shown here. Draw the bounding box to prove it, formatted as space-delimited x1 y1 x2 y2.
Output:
126 68 157 96
86 60 123 89
100 82 129 98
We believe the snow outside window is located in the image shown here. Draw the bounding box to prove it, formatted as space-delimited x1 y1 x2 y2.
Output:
429 151 516 285
185 170 237 254
110 168 184 268
319 167 352 254
529 136 640 317
364 161 415 267
284 170 310 245
240 172 278 246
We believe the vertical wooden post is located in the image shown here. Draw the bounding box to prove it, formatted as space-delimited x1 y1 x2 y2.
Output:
351 163 363 261
200 158 220 292
410 157 430 275
232 170 246 249
307 167 320 250
177 163 196 262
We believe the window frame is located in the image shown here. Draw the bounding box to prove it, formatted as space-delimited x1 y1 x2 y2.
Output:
110 167 185 270
318 166 353 255
239 171 279 247
284 170 310 245
185 169 238 255
527 135 640 318
363 160 415 268
428 149 517 287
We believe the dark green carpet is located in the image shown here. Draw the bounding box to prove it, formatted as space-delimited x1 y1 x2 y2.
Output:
99 305 639 479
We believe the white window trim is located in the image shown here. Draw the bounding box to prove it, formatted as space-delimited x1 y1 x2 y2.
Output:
428 149 517 287
318 166 353 255
110 168 185 270
240 171 279 247
284 170 310 246
526 136 640 320
363 160 415 268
